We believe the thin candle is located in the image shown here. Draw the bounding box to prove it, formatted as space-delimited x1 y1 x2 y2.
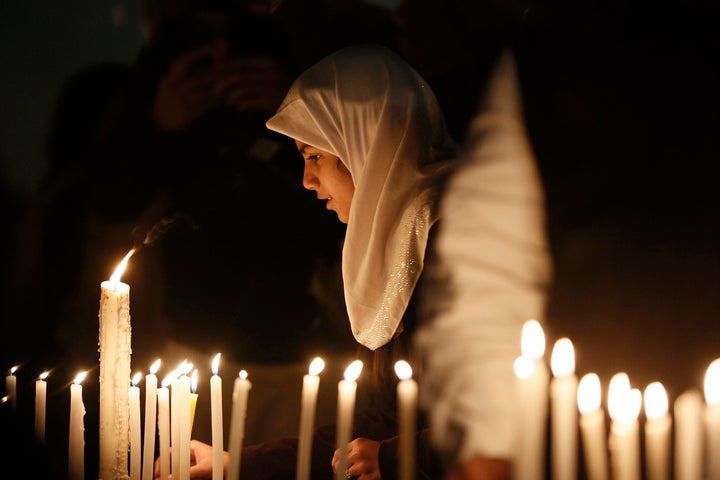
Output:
608 373 641 480
704 358 720 479
335 360 363 480
6 365 18 411
394 360 417 480
69 371 87 480
577 373 608 480
157 374 172 480
190 368 199 435
228 370 252 480
297 357 325 480
129 372 142 480
171 362 187 480
550 338 578 480
673 389 703 480
210 353 224 480
643 382 670 480
142 359 161 480
35 371 49 442
179 362 193 480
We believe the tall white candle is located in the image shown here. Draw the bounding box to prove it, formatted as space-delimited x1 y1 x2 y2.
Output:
157 375 172 480
171 362 187 480
228 370 252 480
210 354 224 480
99 248 134 480
129 372 142 480
643 381 670 480
68 371 87 480
335 360 363 480
550 338 578 480
297 357 325 480
142 359 161 480
35 371 49 442
608 373 641 480
178 363 193 480
704 358 720 480
6 365 17 411
673 389 703 480
577 373 608 480
513 319 549 480
395 360 417 480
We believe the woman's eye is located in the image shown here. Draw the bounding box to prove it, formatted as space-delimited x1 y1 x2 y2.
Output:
308 154 321 162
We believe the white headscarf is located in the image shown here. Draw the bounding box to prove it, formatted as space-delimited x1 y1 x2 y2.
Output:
266 44 458 350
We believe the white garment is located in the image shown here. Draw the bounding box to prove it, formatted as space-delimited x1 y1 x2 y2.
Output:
266 44 458 350
413 50 553 464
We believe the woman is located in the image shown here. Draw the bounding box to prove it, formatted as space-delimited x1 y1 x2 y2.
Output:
174 43 458 480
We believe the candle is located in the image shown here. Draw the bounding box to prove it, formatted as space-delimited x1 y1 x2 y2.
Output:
513 319 549 480
178 362 193 480
35 371 49 442
157 375 172 480
577 373 608 480
6 365 18 411
228 370 252 480
190 369 199 435
142 359 161 480
550 338 578 480
608 373 641 480
335 360 363 480
99 248 134 480
210 353 224 480
68 371 87 480
129 372 142 480
171 364 183 480
395 360 417 480
673 389 703 480
643 381 670 480
297 357 325 480
704 358 720 479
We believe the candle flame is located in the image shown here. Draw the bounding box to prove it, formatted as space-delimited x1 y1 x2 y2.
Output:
239 370 248 380
394 360 413 380
131 372 142 387
1 396 7 404
521 319 545 360
161 374 174 388
191 369 198 392
309 357 325 376
9 365 18 375
513 355 535 379
108 248 135 288
550 337 575 377
577 373 601 414
150 359 161 375
343 360 363 382
644 381 668 420
39 371 49 380
212 353 221 375
704 358 720 405
608 373 640 423
73 371 87 385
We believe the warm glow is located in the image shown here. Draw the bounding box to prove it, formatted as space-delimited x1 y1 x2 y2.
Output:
10 366 18 375
514 355 535 379
644 382 668 420
131 372 142 387
608 372 640 424
1 396 7 403
191 369 198 392
108 248 135 288
150 359 161 375
177 360 193 376
39 371 49 380
521 319 545 360
704 358 720 405
577 373 601 414
239 370 248 380
394 360 413 380
212 353 221 375
161 374 174 388
344 360 363 382
309 357 325 376
73 371 87 385
551 337 575 377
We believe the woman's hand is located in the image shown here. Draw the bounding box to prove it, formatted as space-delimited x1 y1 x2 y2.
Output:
154 439 228 479
332 437 381 480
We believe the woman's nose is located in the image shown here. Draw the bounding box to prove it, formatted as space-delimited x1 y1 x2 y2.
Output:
302 162 318 191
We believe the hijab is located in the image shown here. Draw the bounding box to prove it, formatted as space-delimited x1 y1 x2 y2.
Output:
266 44 458 350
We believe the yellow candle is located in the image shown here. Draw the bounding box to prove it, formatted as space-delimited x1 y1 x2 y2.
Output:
210 354 224 480
157 375 172 480
68 371 87 480
394 360 417 480
704 358 720 479
673 389 703 480
99 248 134 480
577 373 608 480
35 371 49 442
228 370 252 480
190 369 199 435
129 372 142 480
335 360 363 480
608 373 641 480
6 365 17 411
643 382 670 480
550 338 578 480
142 359 161 480
297 357 325 480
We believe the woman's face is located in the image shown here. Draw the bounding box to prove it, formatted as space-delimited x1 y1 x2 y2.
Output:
295 140 355 224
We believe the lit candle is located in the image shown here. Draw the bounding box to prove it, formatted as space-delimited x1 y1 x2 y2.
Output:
210 353 224 480
577 373 608 480
190 368 199 435
6 365 18 411
395 360 417 480
179 363 193 480
297 357 325 480
99 248 134 480
157 374 172 480
704 358 720 479
129 372 142 480
550 338 578 480
608 373 641 480
142 359 161 480
513 319 549 480
228 370 252 480
335 360 363 480
171 364 183 480
643 381 670 480
673 389 703 480
68 371 87 480
35 371 49 442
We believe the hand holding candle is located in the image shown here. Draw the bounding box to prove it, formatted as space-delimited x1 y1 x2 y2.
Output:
335 360 363 480
296 356 324 480
69 371 87 480
643 381 670 480
550 338 578 480
210 353 224 480
704 358 720 479
142 359 161 480
129 372 142 480
394 360 417 480
35 371 49 442
577 373 608 480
